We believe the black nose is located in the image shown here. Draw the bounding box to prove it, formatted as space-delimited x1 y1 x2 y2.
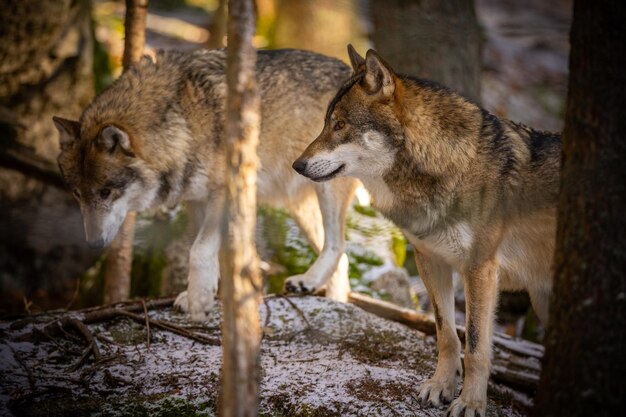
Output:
292 159 307 174
87 238 105 249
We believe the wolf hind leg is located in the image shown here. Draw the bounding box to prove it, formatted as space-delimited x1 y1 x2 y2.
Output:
528 285 551 324
284 178 356 302
414 247 462 407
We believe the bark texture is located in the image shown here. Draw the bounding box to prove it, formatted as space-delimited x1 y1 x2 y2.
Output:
219 0 262 415
0 0 97 313
274 0 363 61
103 0 149 304
370 0 481 102
534 1 626 415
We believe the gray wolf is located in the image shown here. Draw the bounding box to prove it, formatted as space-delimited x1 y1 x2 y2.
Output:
293 45 560 416
54 48 358 321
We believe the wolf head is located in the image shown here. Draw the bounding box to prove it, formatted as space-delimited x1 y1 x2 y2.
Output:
54 117 160 248
292 45 404 182
293 45 480 184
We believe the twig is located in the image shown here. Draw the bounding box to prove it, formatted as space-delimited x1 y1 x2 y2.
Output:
279 295 311 329
59 317 102 361
261 295 273 341
83 308 221 346
141 299 150 352
6 343 36 391
67 346 93 372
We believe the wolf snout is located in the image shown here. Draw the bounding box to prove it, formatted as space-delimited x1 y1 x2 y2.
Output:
87 237 105 249
292 159 308 175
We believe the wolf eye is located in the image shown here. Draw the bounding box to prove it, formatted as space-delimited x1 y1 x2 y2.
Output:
334 120 345 131
99 188 111 199
72 189 81 199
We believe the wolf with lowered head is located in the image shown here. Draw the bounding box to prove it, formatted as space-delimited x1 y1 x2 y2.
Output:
54 49 358 321
293 45 560 417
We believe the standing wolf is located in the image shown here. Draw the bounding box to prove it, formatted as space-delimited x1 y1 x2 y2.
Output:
293 46 560 416
54 49 357 321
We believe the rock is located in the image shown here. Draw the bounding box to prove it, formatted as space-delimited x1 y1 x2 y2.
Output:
368 265 416 309
0 296 528 416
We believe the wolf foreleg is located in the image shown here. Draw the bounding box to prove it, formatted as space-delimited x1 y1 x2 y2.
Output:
284 179 354 301
175 196 224 321
447 258 499 417
414 248 462 407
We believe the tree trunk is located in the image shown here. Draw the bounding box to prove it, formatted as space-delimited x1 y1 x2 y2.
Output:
219 0 262 416
533 1 626 416
370 0 481 102
103 0 149 304
207 0 227 49
0 0 97 313
273 0 364 61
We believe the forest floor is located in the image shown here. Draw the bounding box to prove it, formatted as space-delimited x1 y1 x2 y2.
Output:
1 296 536 417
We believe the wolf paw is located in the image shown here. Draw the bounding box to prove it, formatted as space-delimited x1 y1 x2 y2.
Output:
174 287 216 322
284 274 319 294
445 396 486 417
417 378 456 408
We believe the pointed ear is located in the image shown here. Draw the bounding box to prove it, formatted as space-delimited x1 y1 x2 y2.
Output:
363 50 396 98
97 125 135 157
52 116 80 149
347 44 365 72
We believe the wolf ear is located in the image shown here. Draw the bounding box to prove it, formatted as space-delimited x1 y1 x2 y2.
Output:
53 117 80 150
363 50 396 98
98 125 135 157
347 44 365 72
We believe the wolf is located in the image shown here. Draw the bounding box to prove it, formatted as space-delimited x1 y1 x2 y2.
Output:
293 45 560 416
53 48 358 321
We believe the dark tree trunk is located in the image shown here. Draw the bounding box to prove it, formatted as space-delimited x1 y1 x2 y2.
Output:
534 1 626 416
370 0 481 102
102 0 148 304
219 0 262 415
0 0 97 313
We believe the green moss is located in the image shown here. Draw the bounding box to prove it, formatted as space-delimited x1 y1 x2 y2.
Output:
131 209 189 298
107 317 148 345
340 324 407 364
353 204 378 218
263 393 341 417
92 20 113 94
259 207 316 294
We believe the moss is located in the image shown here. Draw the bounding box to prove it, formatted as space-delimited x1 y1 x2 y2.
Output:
107 317 148 345
340 324 407 364
390 228 407 267
353 204 378 218
131 209 189 298
345 377 414 403
263 393 341 417
92 19 113 94
258 207 316 294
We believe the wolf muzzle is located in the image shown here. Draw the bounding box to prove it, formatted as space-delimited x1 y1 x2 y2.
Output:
87 237 105 249
292 159 308 175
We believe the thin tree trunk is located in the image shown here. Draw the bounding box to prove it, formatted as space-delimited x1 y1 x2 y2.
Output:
370 0 481 102
274 0 362 61
219 0 262 416
533 1 626 416
207 0 227 49
103 0 149 304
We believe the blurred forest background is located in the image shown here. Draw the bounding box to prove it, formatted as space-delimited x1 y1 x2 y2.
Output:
0 0 571 342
